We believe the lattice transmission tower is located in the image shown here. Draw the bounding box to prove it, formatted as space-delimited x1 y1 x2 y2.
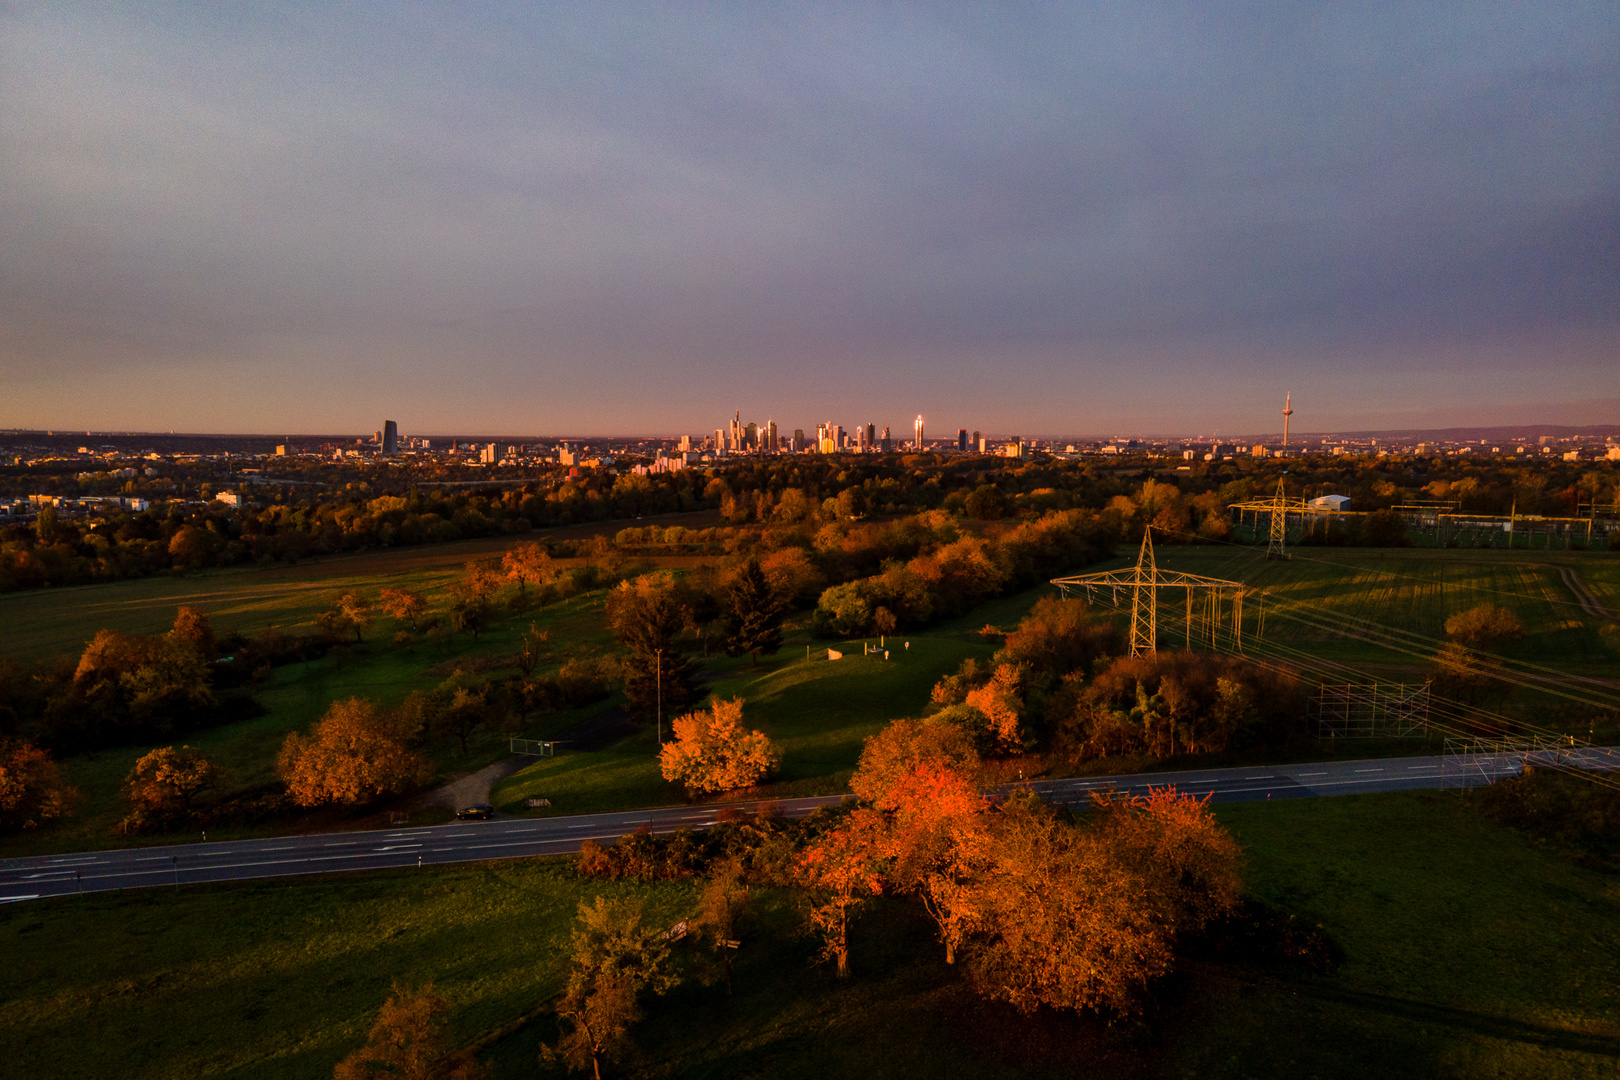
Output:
1051 529 1246 657
1229 475 1318 559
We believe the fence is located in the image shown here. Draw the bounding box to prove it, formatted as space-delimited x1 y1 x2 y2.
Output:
510 738 556 757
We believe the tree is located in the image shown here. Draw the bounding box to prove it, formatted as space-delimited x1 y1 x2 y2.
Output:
964 484 1005 521
1445 604 1525 650
545 897 679 1079
796 808 888 978
334 981 487 1080
278 697 432 807
879 761 992 965
0 738 79 833
659 698 779 796
967 796 1174 1017
997 596 1115 679
605 573 699 720
1094 786 1245 936
168 606 217 659
514 623 549 678
963 663 1027 752
718 560 786 665
124 745 220 816
319 592 374 644
435 683 488 755
501 542 555 600
850 717 979 809
379 587 428 630
695 857 750 995
448 562 502 642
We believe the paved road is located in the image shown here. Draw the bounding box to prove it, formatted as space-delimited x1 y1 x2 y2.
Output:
4 747 1617 902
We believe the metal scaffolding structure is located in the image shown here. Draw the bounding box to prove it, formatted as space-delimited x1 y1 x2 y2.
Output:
1051 529 1246 657
1311 682 1431 738
1439 735 1581 789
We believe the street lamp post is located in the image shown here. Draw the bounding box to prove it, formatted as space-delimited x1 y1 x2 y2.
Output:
655 647 663 746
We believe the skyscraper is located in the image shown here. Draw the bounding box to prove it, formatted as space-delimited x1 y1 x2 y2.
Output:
956 428 968 452
973 431 984 453
382 420 398 455
864 422 876 451
881 426 892 452
914 415 925 450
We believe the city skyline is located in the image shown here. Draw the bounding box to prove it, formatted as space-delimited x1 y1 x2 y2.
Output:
3 5 1618 434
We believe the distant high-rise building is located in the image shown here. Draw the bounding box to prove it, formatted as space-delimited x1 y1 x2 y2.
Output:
745 422 758 451
373 430 382 445
275 444 288 456
956 428 968 452
864 422 875 451
914 415 925 450
881 426 892 452
974 431 984 453
382 420 398 455
764 419 777 452
480 443 499 464
678 434 692 452
792 429 806 452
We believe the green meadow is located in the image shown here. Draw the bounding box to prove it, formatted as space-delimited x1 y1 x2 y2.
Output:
3 790 1616 1079
493 634 992 816
6 535 1616 857
1087 544 1620 675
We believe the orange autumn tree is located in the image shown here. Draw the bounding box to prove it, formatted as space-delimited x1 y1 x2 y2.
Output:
334 981 487 1080
851 717 989 964
966 787 1245 1017
966 793 1175 1017
963 662 1027 752
659 698 779 796
0 738 79 834
796 809 888 978
278 697 431 807
850 717 979 807
882 761 993 964
1094 785 1245 936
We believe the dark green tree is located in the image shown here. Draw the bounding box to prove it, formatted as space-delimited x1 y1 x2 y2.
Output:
605 574 699 721
719 560 786 665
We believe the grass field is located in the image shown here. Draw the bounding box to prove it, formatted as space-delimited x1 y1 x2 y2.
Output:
0 509 721 663
4 790 1616 1079
0 586 626 858
8 536 1617 860
492 634 994 815
1085 544 1620 675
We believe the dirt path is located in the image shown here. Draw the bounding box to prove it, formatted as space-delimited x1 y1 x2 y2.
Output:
408 756 536 813
1559 565 1614 622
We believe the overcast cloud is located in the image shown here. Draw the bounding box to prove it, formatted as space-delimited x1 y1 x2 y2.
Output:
2 2 1617 436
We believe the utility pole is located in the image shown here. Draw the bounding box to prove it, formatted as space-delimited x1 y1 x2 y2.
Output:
655 647 663 746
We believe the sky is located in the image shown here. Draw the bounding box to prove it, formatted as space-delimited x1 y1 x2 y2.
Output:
2 3 1617 438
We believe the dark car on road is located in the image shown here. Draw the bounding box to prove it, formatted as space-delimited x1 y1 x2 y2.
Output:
455 804 495 821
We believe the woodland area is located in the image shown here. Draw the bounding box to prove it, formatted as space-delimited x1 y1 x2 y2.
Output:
3 449 1615 592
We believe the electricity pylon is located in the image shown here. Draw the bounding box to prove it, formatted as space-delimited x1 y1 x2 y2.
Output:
1051 529 1246 657
1229 475 1316 559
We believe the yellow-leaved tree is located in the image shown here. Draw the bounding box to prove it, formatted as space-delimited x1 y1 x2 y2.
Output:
658 698 778 796
278 697 431 807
